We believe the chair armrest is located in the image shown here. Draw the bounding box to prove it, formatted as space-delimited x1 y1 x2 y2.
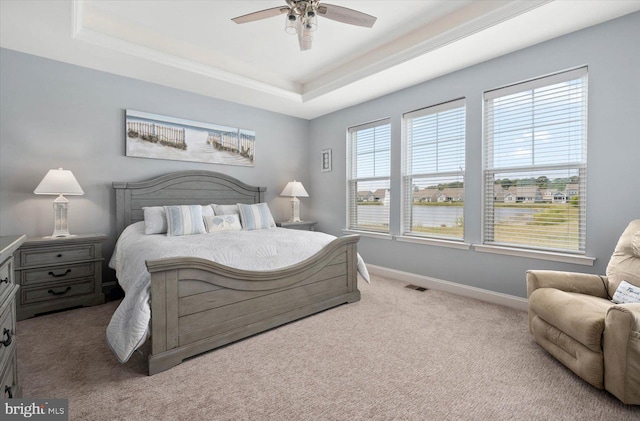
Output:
603 303 640 405
526 270 608 299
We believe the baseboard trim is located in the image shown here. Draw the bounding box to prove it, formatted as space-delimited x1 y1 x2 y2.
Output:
366 264 528 311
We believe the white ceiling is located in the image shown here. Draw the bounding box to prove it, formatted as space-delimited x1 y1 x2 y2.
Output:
1 1 639 119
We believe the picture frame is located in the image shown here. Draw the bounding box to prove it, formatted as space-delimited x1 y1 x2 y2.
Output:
125 110 255 166
321 148 332 172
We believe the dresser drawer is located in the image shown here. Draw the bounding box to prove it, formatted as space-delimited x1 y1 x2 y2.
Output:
21 278 96 305
0 257 14 306
19 262 95 287
0 300 16 377
19 243 96 267
0 350 18 399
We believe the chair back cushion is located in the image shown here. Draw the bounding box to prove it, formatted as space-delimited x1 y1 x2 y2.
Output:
606 219 640 297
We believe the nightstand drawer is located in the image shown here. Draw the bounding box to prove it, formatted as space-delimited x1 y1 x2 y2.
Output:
19 244 96 267
0 301 16 377
19 262 95 287
0 257 14 306
21 278 96 305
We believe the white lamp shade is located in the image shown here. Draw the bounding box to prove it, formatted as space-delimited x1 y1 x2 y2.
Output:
34 168 84 196
280 180 309 198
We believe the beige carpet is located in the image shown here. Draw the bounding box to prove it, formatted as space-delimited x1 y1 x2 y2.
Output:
17 276 639 420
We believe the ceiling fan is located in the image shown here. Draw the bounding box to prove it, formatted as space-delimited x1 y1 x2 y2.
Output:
231 0 377 51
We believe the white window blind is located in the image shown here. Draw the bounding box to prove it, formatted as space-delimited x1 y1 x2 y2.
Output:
402 99 466 240
347 119 391 232
483 67 588 253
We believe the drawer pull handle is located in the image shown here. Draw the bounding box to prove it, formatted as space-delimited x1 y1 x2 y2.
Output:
48 269 71 278
0 277 8 284
0 328 11 347
48 286 71 296
4 385 12 399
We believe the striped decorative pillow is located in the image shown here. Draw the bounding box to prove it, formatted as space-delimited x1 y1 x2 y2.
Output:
237 203 276 231
164 205 206 236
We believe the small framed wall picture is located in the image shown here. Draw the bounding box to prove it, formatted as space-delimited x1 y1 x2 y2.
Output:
321 148 332 172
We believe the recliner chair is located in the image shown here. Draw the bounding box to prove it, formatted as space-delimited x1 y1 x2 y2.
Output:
526 219 640 405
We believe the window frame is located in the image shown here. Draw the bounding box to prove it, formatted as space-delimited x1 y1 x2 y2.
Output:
401 98 467 242
482 67 588 254
346 118 392 234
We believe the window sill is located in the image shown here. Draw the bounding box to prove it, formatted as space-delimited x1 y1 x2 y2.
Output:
473 244 595 266
342 229 393 240
395 235 471 250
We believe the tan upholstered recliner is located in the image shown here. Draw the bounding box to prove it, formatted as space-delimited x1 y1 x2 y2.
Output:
527 220 640 405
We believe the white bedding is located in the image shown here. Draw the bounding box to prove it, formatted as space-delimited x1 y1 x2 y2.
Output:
107 222 369 363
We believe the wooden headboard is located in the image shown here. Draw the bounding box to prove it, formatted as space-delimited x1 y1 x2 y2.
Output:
113 170 266 235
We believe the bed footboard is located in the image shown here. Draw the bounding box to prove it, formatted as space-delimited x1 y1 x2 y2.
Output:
145 234 360 375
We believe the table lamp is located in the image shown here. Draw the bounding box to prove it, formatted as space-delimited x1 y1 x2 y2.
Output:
34 168 84 237
280 180 309 222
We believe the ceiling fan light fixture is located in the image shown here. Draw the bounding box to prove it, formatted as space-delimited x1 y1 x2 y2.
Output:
306 12 318 31
285 13 298 34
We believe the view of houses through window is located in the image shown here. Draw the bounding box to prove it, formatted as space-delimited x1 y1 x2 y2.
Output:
347 120 391 233
402 98 466 240
347 67 587 255
483 67 587 253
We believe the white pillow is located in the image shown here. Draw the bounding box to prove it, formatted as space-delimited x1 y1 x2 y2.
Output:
211 204 239 216
612 280 640 304
164 205 206 236
237 203 276 231
201 204 215 220
143 205 211 234
143 206 167 234
204 214 242 233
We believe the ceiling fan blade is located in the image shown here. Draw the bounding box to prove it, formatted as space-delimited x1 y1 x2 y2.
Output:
232 6 289 24
317 4 377 28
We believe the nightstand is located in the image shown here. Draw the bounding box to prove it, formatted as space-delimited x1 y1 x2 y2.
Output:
14 234 106 320
276 221 317 231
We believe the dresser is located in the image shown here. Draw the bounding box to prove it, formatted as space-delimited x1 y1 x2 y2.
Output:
0 235 26 399
14 234 106 321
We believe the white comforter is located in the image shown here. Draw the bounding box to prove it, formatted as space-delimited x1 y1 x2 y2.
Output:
107 222 369 363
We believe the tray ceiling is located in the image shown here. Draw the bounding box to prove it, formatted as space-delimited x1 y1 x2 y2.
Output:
1 1 639 119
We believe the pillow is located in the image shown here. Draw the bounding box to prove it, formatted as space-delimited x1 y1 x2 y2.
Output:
611 280 640 304
143 206 167 234
237 203 276 231
164 205 206 236
204 214 242 233
201 204 215 220
211 204 239 216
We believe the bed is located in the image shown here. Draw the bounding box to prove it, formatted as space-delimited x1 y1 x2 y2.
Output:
109 170 363 375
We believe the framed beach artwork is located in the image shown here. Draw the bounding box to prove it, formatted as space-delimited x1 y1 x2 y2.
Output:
125 110 255 166
321 148 332 172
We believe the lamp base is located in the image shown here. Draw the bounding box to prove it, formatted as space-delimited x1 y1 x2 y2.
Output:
288 196 301 223
51 232 73 238
51 195 71 237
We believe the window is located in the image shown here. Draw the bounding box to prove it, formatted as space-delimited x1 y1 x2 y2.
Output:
347 119 391 233
402 99 466 240
483 67 587 253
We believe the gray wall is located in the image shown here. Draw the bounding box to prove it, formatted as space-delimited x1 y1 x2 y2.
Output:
308 12 640 298
0 48 310 284
2 13 639 298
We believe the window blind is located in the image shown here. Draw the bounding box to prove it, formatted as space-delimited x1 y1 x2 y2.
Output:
347 119 391 232
483 67 587 253
402 99 466 240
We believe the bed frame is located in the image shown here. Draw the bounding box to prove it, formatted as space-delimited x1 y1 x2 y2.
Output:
113 170 360 375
